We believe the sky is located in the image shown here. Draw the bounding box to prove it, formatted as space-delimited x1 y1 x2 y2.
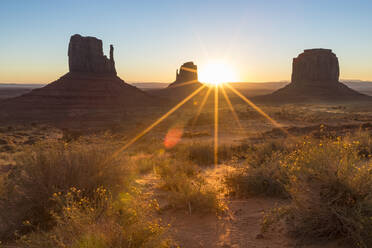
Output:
1 0 372 84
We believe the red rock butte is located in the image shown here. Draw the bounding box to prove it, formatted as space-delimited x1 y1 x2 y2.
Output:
168 61 199 88
255 48 371 103
153 61 204 101
0 34 158 125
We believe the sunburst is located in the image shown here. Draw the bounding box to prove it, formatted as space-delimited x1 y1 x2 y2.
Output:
111 64 288 166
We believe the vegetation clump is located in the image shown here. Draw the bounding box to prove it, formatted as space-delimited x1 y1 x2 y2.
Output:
0 141 172 247
279 136 372 247
225 140 293 197
226 132 372 247
155 159 224 214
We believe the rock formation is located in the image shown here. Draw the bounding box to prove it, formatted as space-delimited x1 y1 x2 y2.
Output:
0 34 159 125
168 62 199 87
68 34 116 75
254 48 370 102
291 49 339 85
148 61 204 101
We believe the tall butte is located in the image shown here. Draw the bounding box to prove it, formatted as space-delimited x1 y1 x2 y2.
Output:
255 49 370 102
0 34 157 125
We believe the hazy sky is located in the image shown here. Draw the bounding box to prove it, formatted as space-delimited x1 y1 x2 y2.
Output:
1 0 372 83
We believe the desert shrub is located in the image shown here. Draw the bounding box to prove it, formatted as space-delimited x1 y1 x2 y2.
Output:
156 160 199 189
130 152 169 175
156 160 224 214
243 140 292 168
172 142 238 166
0 141 132 241
225 152 288 198
224 139 293 197
166 177 224 215
264 137 372 247
17 187 172 248
350 131 372 159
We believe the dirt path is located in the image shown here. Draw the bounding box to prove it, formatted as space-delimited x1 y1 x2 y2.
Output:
136 165 342 248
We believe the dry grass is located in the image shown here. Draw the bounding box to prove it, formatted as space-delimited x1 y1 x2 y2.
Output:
225 140 293 197
279 135 372 247
225 131 372 247
17 187 172 248
0 140 164 246
155 158 224 214
171 142 242 166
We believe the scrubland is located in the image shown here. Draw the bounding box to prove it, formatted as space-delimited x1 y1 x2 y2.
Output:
1 97 372 247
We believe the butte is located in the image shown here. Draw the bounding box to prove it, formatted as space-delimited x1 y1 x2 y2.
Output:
254 49 371 103
0 34 158 125
151 61 205 101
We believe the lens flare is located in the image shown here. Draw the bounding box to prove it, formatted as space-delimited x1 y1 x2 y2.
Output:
164 127 184 149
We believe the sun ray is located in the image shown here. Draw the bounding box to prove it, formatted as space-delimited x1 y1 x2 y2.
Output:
180 66 197 73
110 84 206 159
214 85 219 166
220 85 244 131
225 83 290 136
191 86 212 127
169 79 200 88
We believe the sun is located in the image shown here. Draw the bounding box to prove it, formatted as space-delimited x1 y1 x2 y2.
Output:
199 61 238 86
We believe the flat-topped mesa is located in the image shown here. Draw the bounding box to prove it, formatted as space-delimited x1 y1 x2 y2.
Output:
68 34 116 75
175 61 198 83
291 48 339 85
253 48 371 102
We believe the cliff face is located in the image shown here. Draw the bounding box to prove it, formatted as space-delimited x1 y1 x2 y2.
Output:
68 34 116 75
291 49 339 85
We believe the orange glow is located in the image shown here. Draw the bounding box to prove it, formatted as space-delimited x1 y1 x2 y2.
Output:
164 127 184 149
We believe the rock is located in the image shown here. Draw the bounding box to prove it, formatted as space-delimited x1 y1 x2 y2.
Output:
152 61 204 101
168 61 198 87
292 49 339 85
0 34 160 125
254 48 371 103
68 34 116 75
